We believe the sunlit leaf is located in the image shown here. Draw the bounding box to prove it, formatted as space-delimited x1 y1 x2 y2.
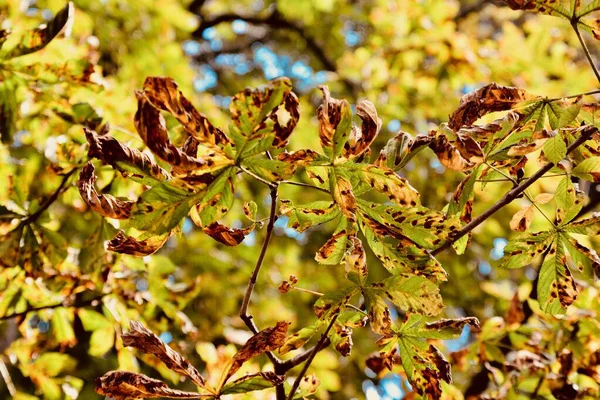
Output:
78 162 133 220
95 371 210 399
220 372 283 395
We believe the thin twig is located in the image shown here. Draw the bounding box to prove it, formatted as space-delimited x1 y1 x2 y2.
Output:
22 169 75 225
280 180 330 194
240 165 277 189
572 22 600 84
286 315 338 400
432 126 596 256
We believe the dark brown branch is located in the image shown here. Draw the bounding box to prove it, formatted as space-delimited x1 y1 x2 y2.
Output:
432 126 597 256
22 169 75 225
286 315 338 400
192 11 359 96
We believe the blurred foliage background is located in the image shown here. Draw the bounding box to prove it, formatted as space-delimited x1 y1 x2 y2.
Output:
1 0 600 399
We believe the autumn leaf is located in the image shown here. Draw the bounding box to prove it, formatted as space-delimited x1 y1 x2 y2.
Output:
220 372 284 395
509 204 534 232
84 127 170 186
448 83 537 131
107 231 169 256
122 321 206 387
342 100 382 159
142 76 230 147
3 3 74 59
202 222 253 246
317 85 352 158
345 236 368 285
78 162 133 220
223 321 290 383
95 371 210 399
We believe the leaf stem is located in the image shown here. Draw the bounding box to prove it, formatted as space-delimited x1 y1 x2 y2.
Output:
280 180 330 194
572 21 600 84
432 126 596 256
240 165 277 188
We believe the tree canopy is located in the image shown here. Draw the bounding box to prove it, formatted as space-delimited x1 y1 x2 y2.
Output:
1 0 600 399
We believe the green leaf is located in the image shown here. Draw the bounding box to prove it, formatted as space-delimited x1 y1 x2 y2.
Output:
242 157 297 181
367 275 443 316
2 3 74 59
398 314 480 340
344 164 420 207
542 134 567 164
315 217 350 265
572 157 600 182
364 290 392 336
130 182 198 235
279 320 325 355
221 372 283 395
314 286 358 319
360 218 448 281
189 167 236 227
564 213 600 235
555 176 584 225
280 200 340 232
51 307 76 348
499 230 554 269
537 235 578 314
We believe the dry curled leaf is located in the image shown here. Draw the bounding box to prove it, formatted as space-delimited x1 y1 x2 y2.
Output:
107 231 168 256
84 127 170 183
202 222 253 246
95 371 209 399
122 321 205 387
134 91 209 173
449 83 537 131
509 204 534 232
429 134 474 171
143 76 230 147
224 321 290 382
343 100 382 159
78 162 133 219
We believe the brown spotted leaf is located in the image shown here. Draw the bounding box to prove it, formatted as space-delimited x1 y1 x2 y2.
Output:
78 162 133 220
84 127 170 186
229 78 298 157
279 199 340 232
122 321 205 387
134 91 211 174
537 235 578 315
364 291 392 336
375 132 433 170
367 275 443 317
95 371 210 399
343 100 382 159
347 164 421 207
506 292 525 326
4 3 74 59
429 134 474 171
509 204 534 232
315 218 350 265
330 170 357 224
202 222 253 246
277 149 323 166
220 372 284 395
107 231 169 256
143 76 230 147
317 86 353 158
223 321 290 383
448 83 538 131
499 230 554 269
345 236 368 285
330 323 353 356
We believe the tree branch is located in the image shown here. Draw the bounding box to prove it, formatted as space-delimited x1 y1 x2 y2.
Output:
432 126 597 256
192 11 360 96
275 338 331 375
22 169 75 225
572 21 600 84
286 315 338 400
